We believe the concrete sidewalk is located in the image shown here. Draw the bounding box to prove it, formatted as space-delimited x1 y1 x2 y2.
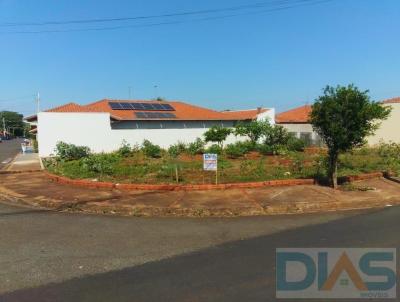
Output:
5 153 42 172
0 172 399 217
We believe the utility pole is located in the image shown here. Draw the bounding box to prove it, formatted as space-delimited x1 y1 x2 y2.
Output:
36 92 40 113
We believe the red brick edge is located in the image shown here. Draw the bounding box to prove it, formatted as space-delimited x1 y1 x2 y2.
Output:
42 171 315 191
341 172 383 182
42 171 384 191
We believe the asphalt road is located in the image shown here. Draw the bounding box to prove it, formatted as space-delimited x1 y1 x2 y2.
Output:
0 139 22 170
0 201 397 302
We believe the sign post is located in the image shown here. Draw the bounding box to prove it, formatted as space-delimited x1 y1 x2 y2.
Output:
203 154 218 184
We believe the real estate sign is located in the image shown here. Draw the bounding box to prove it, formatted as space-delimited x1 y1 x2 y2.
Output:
203 154 218 171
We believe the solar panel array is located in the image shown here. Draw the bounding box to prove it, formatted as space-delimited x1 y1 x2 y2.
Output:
135 112 177 119
109 102 174 111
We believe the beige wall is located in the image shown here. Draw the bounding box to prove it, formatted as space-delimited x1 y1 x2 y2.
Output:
278 123 317 138
368 103 400 145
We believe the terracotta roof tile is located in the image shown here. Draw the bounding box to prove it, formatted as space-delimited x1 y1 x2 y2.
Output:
382 97 400 104
26 99 270 121
275 105 312 123
220 108 267 120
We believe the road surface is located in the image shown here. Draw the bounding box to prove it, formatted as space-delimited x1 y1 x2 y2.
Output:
0 139 22 170
0 201 397 302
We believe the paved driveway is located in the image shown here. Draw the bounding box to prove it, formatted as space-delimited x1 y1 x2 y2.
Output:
0 201 362 299
0 139 22 170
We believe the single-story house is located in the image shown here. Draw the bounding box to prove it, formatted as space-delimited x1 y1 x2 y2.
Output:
276 97 400 146
26 99 275 157
368 97 400 145
275 105 321 145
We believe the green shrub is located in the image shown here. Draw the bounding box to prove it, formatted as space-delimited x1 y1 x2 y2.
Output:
205 144 222 155
81 153 121 176
225 141 252 158
203 126 232 148
168 145 181 158
287 136 306 152
168 141 187 158
256 144 288 155
256 144 273 155
186 138 205 155
117 140 132 157
55 142 91 161
142 140 162 158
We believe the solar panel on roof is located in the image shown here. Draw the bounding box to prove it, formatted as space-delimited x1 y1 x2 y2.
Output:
121 103 132 109
109 102 123 110
162 112 176 118
131 103 143 110
141 103 153 110
135 112 147 118
160 103 174 111
109 102 175 111
152 103 163 110
135 111 177 119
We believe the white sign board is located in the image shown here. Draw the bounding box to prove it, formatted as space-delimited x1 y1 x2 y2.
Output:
203 154 218 171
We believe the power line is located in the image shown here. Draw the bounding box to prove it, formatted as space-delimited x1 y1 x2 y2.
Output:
0 0 336 35
0 0 322 27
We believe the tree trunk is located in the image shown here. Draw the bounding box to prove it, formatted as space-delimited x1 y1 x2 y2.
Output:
328 151 339 189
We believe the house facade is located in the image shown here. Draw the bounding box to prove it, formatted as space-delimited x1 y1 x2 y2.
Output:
368 97 400 145
276 98 400 146
275 105 321 145
26 99 275 157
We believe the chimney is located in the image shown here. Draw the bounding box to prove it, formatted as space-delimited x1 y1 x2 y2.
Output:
257 107 262 114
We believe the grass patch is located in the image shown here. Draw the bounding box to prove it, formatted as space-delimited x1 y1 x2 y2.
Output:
44 142 400 185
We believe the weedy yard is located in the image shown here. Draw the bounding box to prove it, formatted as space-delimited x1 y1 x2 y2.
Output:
44 139 400 185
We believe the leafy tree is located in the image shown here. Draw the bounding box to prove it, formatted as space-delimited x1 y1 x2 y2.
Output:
0 111 24 136
263 124 292 147
310 85 391 188
234 119 270 145
203 126 232 149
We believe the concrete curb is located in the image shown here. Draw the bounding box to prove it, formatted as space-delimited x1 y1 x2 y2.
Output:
38 156 45 170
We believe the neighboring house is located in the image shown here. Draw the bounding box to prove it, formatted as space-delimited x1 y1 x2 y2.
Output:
25 99 275 157
277 98 400 146
275 105 321 145
368 97 400 145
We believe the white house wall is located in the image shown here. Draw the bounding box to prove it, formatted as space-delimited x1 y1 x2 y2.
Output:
257 108 275 124
37 112 250 157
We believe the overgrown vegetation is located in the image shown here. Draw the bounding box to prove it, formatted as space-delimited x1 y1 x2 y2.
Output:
44 138 400 185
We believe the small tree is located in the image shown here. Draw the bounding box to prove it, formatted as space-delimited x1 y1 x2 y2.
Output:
310 85 391 188
204 126 232 149
234 119 270 145
263 124 292 146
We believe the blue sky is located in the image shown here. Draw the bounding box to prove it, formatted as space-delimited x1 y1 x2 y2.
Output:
0 0 399 116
